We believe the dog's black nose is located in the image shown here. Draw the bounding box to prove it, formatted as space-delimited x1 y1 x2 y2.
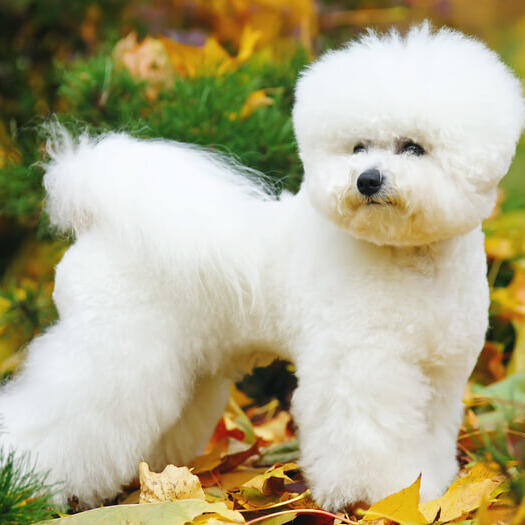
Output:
357 169 383 197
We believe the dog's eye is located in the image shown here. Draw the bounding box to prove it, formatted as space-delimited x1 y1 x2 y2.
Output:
353 143 366 154
398 141 425 156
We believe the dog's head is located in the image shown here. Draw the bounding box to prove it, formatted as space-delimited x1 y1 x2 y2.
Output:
293 24 525 246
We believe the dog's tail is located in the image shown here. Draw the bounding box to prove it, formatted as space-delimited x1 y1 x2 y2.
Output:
44 126 277 300
44 126 275 233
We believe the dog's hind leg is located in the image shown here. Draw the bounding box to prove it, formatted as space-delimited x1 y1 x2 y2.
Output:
0 234 201 506
148 374 230 471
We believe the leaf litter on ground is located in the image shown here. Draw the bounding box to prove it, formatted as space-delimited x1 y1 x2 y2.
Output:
37 380 525 525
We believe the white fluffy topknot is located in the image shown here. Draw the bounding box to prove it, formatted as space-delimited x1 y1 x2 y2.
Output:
294 23 525 174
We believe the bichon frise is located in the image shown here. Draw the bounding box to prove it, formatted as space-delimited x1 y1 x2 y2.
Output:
0 24 523 511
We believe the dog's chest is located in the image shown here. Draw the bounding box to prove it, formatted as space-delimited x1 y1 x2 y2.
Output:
308 232 489 359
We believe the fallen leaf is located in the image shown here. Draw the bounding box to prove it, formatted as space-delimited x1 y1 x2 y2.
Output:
419 463 505 522
206 418 246 451
226 398 256 444
475 496 516 525
139 462 205 503
36 499 244 524
217 441 260 473
239 89 274 120
214 468 267 491
362 475 428 524
241 464 297 495
160 35 234 78
192 440 260 477
191 438 229 474
113 32 173 99
247 513 297 525
256 440 300 467
235 464 301 510
254 411 293 444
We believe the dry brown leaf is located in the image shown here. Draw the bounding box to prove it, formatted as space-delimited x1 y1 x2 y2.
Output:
138 461 205 504
113 33 173 100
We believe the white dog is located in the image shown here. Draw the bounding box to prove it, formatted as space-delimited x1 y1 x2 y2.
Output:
0 24 523 511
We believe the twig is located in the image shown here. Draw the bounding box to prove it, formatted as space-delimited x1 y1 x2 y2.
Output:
244 508 359 525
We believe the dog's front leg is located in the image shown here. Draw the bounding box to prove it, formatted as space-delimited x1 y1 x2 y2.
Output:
291 340 441 511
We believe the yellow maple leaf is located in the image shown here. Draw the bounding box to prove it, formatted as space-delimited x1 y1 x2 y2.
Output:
362 475 428 524
419 463 505 523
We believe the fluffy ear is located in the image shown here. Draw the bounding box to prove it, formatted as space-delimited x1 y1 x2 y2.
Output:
293 23 525 182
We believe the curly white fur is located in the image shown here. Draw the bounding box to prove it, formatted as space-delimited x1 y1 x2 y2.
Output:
0 24 523 511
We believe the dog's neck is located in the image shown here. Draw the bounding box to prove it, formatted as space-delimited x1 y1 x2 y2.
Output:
386 243 441 276
383 234 469 277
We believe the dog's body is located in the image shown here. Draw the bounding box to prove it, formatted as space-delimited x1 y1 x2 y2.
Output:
0 25 523 511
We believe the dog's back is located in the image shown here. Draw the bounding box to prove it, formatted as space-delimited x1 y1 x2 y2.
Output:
45 130 280 298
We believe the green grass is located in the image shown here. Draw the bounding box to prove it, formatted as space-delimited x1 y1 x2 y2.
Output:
0 49 308 238
0 449 55 524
